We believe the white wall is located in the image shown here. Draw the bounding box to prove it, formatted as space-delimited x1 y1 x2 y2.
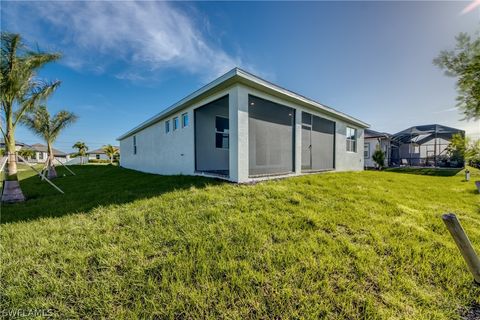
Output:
88 154 109 161
120 86 236 176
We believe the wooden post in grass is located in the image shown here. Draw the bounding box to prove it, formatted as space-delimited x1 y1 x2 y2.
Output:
54 157 75 176
442 213 480 284
16 155 64 194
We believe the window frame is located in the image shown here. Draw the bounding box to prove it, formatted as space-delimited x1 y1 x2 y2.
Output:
364 143 370 158
215 115 229 150
133 135 137 155
165 120 170 134
173 117 179 131
346 127 357 153
181 113 189 128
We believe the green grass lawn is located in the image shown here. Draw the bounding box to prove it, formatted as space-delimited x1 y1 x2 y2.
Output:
1 165 479 319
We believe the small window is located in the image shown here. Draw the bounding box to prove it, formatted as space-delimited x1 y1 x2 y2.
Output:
173 117 179 130
39 152 44 160
96 154 100 160
215 116 229 149
346 127 357 152
165 120 170 133
133 135 137 155
182 113 189 128
364 143 370 158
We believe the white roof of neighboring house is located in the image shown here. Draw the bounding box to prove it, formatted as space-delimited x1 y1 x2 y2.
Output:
118 68 369 140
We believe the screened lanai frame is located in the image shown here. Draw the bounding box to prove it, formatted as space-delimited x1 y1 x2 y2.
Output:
389 124 465 168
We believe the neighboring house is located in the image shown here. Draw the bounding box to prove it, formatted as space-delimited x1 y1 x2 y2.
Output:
87 147 119 161
389 124 464 167
117 68 369 183
0 139 30 152
364 129 391 168
29 143 70 164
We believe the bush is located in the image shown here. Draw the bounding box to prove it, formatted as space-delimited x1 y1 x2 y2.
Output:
372 147 385 169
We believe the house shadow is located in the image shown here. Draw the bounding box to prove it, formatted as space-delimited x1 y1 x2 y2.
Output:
1 165 227 224
385 167 463 177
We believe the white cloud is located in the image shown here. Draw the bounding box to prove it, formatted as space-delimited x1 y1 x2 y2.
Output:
2 1 247 81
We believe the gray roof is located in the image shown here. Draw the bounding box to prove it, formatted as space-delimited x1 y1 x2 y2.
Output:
0 139 29 147
30 143 68 157
118 67 369 140
365 129 391 139
391 124 465 144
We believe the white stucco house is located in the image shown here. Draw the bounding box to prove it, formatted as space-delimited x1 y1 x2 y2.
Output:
87 147 118 161
364 129 390 168
118 68 369 183
26 143 70 164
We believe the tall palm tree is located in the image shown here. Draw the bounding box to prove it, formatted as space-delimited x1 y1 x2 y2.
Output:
72 141 88 165
102 144 118 164
1 32 61 202
21 106 77 179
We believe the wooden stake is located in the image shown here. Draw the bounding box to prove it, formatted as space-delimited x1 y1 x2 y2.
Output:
54 157 75 176
442 213 480 284
0 156 7 173
17 155 64 194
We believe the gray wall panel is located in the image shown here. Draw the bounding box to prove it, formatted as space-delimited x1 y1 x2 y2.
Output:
195 96 229 172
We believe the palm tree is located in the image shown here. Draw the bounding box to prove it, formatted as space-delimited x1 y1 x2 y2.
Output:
72 141 88 165
21 105 77 179
102 144 118 164
1 32 61 202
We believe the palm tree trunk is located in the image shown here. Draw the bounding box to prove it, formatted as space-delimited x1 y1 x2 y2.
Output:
47 142 57 179
1 124 26 203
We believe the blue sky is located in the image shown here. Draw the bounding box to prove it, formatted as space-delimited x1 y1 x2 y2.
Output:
1 1 479 152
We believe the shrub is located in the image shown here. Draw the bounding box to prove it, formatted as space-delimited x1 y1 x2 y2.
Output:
372 147 385 169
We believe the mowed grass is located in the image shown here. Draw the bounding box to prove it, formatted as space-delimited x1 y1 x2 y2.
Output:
1 165 479 319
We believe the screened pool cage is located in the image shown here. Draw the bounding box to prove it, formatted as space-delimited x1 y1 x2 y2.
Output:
389 124 465 168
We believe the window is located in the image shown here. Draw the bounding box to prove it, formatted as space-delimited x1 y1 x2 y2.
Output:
39 152 44 160
346 127 357 152
364 143 370 158
133 135 137 155
165 120 170 133
182 113 189 128
173 117 179 130
96 154 100 160
215 116 229 149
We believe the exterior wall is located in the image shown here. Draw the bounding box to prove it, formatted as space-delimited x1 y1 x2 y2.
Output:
120 86 237 177
88 154 109 161
235 84 364 182
29 152 69 164
364 137 389 168
119 83 365 182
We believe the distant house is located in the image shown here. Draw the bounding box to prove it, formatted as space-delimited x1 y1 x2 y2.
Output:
365 124 464 168
364 129 391 168
29 143 70 164
389 124 464 167
0 139 30 152
117 68 369 182
87 147 119 161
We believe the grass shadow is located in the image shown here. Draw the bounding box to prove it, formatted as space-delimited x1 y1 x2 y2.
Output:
384 167 463 177
1 165 225 224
